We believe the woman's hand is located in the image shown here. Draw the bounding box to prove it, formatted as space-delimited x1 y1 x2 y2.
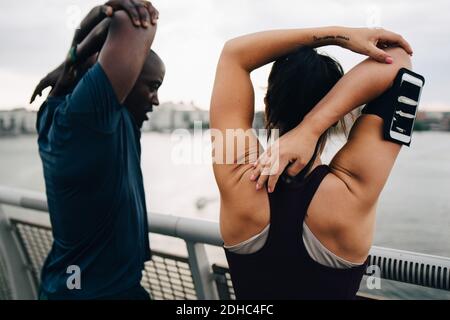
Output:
336 27 413 64
251 124 320 193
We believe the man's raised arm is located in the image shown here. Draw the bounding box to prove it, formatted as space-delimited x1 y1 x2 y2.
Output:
98 4 158 103
30 1 158 103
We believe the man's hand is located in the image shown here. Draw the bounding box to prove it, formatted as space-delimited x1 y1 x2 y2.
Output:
30 54 98 103
105 0 159 27
72 2 158 45
336 27 413 64
250 125 320 193
30 63 65 103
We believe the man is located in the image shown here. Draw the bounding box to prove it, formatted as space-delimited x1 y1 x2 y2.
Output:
31 0 165 300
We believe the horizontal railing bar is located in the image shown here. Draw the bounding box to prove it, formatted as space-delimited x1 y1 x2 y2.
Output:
0 186 48 212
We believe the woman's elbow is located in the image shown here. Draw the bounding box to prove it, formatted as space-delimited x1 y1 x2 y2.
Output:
221 38 240 61
388 46 413 70
377 47 413 88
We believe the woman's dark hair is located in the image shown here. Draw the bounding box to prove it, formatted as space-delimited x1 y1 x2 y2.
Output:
264 46 346 176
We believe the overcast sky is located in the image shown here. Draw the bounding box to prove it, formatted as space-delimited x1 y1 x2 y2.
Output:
0 0 449 111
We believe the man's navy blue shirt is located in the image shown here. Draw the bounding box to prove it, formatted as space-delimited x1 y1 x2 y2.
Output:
37 63 151 299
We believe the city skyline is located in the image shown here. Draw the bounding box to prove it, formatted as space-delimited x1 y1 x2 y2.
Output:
1 103 449 137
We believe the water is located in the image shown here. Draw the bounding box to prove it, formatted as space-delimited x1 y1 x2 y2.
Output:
0 131 449 299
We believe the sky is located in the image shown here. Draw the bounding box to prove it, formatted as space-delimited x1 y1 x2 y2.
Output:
0 0 449 111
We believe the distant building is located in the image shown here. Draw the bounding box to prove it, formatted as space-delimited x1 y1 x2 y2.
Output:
415 111 450 131
0 108 37 136
144 103 266 132
144 101 209 132
441 112 450 131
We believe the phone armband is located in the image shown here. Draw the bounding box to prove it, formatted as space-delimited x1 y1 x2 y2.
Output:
362 68 425 146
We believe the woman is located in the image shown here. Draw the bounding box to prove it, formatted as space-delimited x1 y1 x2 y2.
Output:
210 26 413 299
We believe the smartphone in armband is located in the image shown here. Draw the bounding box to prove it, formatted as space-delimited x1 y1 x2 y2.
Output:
387 69 425 146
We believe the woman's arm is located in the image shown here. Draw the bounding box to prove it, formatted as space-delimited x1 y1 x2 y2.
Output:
328 48 412 207
221 26 411 73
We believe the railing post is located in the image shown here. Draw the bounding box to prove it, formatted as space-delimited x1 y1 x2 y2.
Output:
186 241 218 300
0 205 37 299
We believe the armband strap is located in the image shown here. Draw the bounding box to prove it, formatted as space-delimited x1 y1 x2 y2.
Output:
362 68 425 146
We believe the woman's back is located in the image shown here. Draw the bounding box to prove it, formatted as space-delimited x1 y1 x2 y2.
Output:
223 164 368 299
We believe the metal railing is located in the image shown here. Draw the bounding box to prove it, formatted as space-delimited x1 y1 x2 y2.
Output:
0 185 449 300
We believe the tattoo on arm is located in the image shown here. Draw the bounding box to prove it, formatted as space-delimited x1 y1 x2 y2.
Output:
313 35 350 43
